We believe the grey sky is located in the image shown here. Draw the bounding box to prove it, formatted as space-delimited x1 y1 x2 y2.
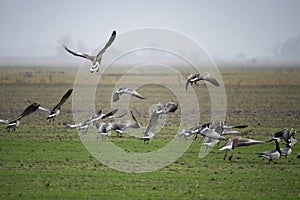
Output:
0 0 299 60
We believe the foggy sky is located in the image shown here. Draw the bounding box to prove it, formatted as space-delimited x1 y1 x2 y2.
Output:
0 0 299 60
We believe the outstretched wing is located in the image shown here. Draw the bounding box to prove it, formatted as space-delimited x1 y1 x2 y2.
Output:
96 30 117 58
0 119 9 124
17 103 40 120
202 73 220 87
63 45 92 60
64 122 84 128
124 88 146 99
235 137 264 147
27 99 51 113
185 81 190 90
52 89 73 111
143 112 159 137
100 109 119 120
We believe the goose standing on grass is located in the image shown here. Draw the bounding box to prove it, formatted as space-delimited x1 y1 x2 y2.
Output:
36 89 73 121
63 30 116 73
185 72 219 90
0 103 39 131
141 102 178 144
297 153 300 159
280 139 292 158
259 139 281 164
220 136 265 161
112 87 146 102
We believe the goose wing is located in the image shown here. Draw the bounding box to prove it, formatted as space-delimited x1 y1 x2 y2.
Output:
96 30 117 58
235 137 264 147
16 103 40 120
27 99 51 113
64 122 84 128
143 112 159 137
123 88 146 99
201 72 220 86
63 45 93 60
52 89 73 111
185 81 190 90
127 110 141 128
0 119 9 124
100 109 119 120
37 105 51 113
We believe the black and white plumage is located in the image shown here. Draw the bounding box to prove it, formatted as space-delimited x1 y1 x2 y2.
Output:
64 109 119 131
113 87 146 102
63 30 116 73
141 102 178 144
220 137 265 161
37 89 73 121
185 72 219 90
97 110 141 138
259 139 281 163
268 128 297 146
280 139 292 158
0 103 39 131
297 153 300 159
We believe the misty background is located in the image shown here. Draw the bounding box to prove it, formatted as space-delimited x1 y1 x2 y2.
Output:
0 0 299 67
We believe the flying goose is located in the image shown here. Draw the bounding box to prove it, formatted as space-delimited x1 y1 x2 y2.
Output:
0 103 39 131
259 139 281 164
63 30 116 73
220 136 264 161
113 87 146 102
36 89 73 121
199 126 227 140
97 110 141 138
64 109 119 131
141 102 178 144
185 72 219 90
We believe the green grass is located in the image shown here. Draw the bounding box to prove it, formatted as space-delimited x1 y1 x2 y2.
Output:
0 66 300 199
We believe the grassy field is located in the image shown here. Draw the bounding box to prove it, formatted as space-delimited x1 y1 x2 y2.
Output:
0 66 299 199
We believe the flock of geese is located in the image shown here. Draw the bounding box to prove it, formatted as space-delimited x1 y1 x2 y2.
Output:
0 30 299 163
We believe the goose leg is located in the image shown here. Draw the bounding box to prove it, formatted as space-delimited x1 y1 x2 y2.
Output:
223 150 228 160
229 149 234 161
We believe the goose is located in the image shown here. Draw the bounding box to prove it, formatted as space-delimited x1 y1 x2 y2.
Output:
36 89 73 121
185 72 219 90
112 87 146 102
97 110 141 138
63 30 116 73
259 139 281 164
297 153 300 159
178 127 201 139
268 128 297 146
199 126 227 140
95 122 112 140
64 109 119 131
280 139 292 158
0 102 39 131
141 102 178 144
220 137 264 161
178 122 211 140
